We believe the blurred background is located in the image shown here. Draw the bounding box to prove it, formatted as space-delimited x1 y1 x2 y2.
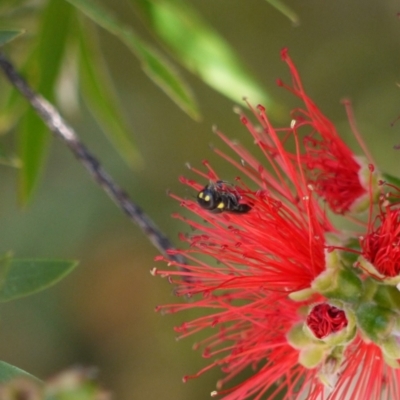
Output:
0 0 400 399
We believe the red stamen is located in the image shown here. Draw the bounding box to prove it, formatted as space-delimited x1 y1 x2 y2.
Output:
306 303 348 339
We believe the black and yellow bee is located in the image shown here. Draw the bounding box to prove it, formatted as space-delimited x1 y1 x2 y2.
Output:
197 181 251 214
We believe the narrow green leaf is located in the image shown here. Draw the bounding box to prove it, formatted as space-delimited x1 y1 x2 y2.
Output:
66 0 200 120
37 1 73 96
264 0 299 25
0 55 34 135
0 29 24 46
18 1 72 205
79 24 143 168
0 361 41 383
0 259 78 302
134 0 274 111
18 109 50 201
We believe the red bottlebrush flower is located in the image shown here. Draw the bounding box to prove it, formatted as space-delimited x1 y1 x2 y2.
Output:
153 121 334 398
278 48 378 214
154 50 400 399
359 197 400 283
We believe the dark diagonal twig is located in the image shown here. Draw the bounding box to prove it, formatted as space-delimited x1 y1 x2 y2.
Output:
0 52 186 267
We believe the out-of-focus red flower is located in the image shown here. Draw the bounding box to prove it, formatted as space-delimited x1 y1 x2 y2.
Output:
359 190 400 283
278 48 378 214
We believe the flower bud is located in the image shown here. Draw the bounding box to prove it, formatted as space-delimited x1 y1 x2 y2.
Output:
288 302 356 375
356 303 396 342
357 256 400 286
381 336 400 361
304 303 356 346
311 266 362 302
298 346 326 369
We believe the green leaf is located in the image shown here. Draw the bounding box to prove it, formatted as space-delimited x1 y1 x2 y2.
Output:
264 0 299 25
0 361 41 383
134 0 274 111
37 1 73 96
0 259 78 302
0 29 24 46
78 24 143 168
65 0 200 120
0 56 33 136
18 1 73 205
18 109 50 202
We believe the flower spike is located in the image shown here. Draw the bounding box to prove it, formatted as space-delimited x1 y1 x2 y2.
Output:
155 50 400 399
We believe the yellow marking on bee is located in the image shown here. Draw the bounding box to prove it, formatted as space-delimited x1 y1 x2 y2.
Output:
204 195 211 202
217 202 225 209
198 192 204 199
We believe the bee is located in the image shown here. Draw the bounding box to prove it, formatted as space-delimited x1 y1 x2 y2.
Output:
197 181 251 214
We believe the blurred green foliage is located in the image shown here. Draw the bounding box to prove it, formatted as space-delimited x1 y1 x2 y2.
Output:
0 360 41 384
0 365 110 400
1 0 276 205
0 0 399 399
0 30 25 46
0 257 78 302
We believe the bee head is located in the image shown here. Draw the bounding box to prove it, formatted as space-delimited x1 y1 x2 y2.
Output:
197 183 225 213
197 187 220 210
